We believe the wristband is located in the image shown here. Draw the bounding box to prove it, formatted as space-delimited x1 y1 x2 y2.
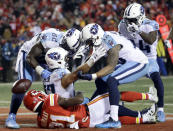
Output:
92 73 97 80
35 66 44 75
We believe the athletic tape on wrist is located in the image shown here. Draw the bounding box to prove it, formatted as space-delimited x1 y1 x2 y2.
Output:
35 66 44 75
92 74 97 80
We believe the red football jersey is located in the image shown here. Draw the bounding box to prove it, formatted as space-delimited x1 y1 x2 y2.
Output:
37 94 90 128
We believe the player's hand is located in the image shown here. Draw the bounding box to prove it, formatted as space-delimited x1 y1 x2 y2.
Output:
127 23 141 34
90 45 106 63
77 71 92 81
73 45 90 59
164 40 172 48
41 69 51 79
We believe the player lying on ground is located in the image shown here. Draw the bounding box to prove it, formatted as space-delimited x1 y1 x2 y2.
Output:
23 89 157 129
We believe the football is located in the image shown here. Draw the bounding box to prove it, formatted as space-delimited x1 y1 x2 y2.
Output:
11 79 32 94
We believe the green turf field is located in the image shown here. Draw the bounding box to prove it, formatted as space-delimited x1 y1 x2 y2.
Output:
0 76 173 113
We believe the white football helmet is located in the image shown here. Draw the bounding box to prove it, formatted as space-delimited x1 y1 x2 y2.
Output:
80 23 105 46
123 3 145 26
61 28 80 52
45 47 68 69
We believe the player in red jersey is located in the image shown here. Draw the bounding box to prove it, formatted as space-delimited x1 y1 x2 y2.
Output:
23 89 157 129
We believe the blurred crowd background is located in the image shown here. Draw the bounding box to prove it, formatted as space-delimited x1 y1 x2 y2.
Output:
0 0 173 82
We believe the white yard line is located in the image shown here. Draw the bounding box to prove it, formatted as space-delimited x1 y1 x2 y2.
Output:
0 123 37 128
0 112 36 117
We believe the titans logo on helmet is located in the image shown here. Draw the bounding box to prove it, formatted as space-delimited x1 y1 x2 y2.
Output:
90 24 98 35
140 6 144 15
48 52 60 60
66 28 76 37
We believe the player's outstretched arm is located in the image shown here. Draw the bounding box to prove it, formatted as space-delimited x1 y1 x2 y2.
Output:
95 45 120 78
77 45 121 81
58 92 84 108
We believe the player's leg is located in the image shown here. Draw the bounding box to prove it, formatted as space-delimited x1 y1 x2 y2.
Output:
96 62 149 128
90 78 109 100
119 104 156 124
88 93 121 128
92 78 157 102
120 86 158 103
148 59 165 122
5 51 33 129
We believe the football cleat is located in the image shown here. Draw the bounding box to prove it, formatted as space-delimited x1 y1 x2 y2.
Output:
5 113 20 129
157 111 166 122
142 104 157 123
148 86 158 103
95 117 121 128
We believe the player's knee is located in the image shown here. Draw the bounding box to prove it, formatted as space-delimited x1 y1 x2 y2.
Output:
95 78 106 87
107 77 118 86
150 72 161 81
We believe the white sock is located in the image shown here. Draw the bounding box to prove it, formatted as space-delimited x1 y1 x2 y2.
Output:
110 105 119 121
148 93 152 100
157 107 164 112
138 111 141 118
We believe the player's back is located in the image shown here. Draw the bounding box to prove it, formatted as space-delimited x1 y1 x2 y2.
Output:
40 28 64 49
43 68 75 98
103 31 148 64
37 94 89 129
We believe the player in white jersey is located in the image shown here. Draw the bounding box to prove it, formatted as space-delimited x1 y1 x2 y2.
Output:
75 23 149 128
118 2 165 122
5 28 81 129
43 47 75 98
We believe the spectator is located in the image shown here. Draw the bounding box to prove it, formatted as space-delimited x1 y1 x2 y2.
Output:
1 39 14 82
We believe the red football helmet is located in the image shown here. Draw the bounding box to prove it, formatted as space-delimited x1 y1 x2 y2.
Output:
23 90 47 112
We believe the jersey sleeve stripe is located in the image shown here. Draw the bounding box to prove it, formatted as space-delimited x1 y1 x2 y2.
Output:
50 94 54 106
87 93 109 106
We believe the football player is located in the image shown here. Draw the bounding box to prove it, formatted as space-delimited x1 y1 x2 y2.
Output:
5 28 81 129
118 2 165 122
23 89 157 129
77 23 150 128
44 47 158 103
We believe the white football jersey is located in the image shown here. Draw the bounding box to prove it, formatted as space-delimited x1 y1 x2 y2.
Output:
118 18 159 59
20 28 64 53
101 31 148 64
43 68 75 98
40 28 64 49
